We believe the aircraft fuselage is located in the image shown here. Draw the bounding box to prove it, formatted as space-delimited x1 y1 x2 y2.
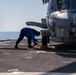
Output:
46 0 76 44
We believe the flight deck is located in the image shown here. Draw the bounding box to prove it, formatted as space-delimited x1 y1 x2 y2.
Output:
0 40 76 75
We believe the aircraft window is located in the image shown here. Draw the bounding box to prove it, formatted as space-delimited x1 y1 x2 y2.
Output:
62 0 69 9
57 0 69 10
70 0 76 9
47 0 58 13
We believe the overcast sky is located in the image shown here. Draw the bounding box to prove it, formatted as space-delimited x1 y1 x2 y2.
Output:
0 0 47 32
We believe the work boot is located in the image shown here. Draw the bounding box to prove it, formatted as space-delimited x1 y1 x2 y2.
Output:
15 45 18 49
28 45 33 48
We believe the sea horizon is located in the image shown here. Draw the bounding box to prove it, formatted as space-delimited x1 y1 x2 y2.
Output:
0 32 41 40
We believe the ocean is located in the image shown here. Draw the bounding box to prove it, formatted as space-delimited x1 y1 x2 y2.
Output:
0 32 41 40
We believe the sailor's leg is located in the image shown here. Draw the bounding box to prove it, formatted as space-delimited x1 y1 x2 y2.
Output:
27 37 33 48
15 29 25 48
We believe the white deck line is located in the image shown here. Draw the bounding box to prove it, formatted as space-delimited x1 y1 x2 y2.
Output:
0 72 75 75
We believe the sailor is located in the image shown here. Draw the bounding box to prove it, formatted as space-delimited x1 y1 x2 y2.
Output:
15 27 40 49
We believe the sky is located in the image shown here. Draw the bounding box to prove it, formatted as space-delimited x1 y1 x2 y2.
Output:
0 0 47 32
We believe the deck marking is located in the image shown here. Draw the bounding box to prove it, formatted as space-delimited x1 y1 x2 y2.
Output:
25 56 33 59
0 72 76 75
4 53 11 55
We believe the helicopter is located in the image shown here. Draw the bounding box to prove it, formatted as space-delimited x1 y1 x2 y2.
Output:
26 0 76 47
